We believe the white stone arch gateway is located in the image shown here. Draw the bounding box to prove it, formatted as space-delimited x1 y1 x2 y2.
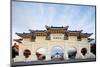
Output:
14 26 95 62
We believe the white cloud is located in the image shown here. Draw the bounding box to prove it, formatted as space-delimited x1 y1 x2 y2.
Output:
12 1 95 39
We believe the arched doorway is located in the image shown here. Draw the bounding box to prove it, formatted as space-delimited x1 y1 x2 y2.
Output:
23 49 31 58
67 48 77 59
51 46 64 60
81 48 87 56
36 48 46 60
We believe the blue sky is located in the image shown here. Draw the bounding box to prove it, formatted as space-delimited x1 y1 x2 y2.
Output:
12 1 96 39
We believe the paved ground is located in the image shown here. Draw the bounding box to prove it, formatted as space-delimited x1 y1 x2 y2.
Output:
12 58 96 67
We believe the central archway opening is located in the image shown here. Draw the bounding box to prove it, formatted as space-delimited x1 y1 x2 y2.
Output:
67 48 77 59
36 48 46 60
51 46 64 60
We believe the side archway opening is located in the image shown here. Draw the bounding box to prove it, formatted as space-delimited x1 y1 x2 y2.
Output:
36 48 46 60
67 47 77 59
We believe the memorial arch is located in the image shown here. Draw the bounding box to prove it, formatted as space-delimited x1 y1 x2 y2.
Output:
13 25 95 62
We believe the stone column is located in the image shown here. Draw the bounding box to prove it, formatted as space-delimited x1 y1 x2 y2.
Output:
46 48 51 61
84 45 91 59
32 53 37 61
88 43 91 58
76 48 83 59
64 47 68 60
46 53 51 61
31 45 37 61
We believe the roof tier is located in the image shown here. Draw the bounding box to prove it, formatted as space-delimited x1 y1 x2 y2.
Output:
16 26 93 38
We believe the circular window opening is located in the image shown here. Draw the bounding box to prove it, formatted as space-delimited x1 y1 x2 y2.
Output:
23 49 31 58
81 48 87 56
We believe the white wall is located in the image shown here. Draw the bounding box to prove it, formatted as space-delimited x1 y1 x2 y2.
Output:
15 35 93 62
